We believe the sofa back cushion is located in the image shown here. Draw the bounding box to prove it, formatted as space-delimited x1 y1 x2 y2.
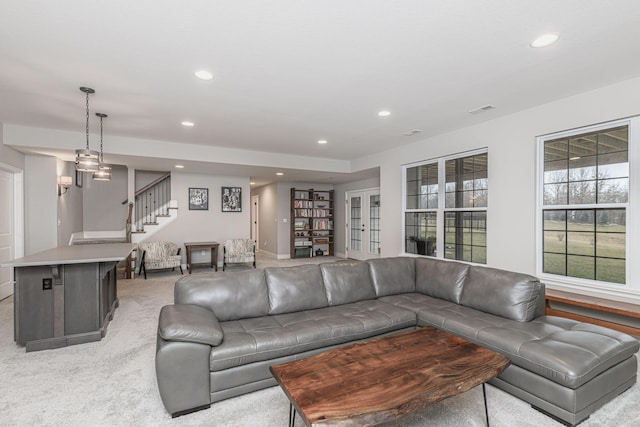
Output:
320 261 376 306
367 257 416 297
460 266 544 321
265 264 329 314
174 269 269 321
415 258 469 304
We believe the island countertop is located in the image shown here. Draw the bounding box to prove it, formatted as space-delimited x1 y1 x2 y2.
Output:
1 243 135 268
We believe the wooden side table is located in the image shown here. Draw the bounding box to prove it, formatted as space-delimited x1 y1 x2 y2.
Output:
184 242 220 274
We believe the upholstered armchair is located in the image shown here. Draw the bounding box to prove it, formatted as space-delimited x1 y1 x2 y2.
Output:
138 241 183 279
223 239 256 271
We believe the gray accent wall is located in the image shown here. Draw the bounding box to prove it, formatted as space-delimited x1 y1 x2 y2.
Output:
82 165 128 231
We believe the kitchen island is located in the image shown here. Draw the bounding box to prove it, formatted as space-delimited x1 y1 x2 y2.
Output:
1 243 134 352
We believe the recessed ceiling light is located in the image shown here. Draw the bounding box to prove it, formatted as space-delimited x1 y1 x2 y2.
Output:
378 110 391 117
276 172 284 176
194 70 214 80
181 121 194 127
468 105 496 114
530 33 559 48
175 164 185 169
318 140 328 144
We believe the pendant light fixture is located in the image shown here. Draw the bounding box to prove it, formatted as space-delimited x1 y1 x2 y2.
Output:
92 112 112 181
75 87 100 172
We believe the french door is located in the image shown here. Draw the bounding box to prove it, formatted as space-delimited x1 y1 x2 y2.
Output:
251 195 259 252
346 189 380 260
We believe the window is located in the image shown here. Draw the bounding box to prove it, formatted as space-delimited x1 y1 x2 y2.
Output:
403 150 488 263
538 122 629 285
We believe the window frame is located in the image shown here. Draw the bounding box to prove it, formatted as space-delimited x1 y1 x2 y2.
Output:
536 117 639 293
402 148 488 263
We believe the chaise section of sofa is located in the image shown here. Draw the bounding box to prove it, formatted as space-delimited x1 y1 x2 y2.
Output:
156 256 639 426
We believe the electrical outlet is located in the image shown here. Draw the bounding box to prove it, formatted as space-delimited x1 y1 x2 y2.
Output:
42 278 53 290
264 241 267 246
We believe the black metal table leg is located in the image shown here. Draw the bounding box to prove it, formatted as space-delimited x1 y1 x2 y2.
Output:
482 383 490 427
289 403 296 427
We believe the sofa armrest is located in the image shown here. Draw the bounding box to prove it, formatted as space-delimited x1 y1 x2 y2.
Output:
158 304 223 346
156 335 212 416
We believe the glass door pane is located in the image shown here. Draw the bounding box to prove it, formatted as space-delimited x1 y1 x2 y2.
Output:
350 196 362 251
369 194 380 254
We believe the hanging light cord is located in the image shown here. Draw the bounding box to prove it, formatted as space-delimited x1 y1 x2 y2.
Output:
85 89 90 150
99 115 104 162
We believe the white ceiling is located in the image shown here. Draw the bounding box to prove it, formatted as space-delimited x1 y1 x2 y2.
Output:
2 1 640 185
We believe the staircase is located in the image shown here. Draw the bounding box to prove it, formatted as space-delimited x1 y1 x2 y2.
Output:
129 173 178 243
71 172 179 278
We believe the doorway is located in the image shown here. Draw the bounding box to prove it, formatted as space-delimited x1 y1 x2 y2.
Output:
0 166 23 301
251 195 259 252
345 188 380 260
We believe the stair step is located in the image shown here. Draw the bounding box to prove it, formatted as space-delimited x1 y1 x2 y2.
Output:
156 214 170 217
131 231 146 234
73 237 128 245
143 222 159 225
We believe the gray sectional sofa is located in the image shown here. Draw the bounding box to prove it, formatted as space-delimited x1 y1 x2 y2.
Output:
155 257 639 425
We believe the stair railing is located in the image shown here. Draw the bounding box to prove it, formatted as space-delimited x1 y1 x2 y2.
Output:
122 172 172 233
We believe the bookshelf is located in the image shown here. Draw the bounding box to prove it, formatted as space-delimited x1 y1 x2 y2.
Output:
291 188 334 258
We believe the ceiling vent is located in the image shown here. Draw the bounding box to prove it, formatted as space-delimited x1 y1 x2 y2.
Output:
468 104 496 114
402 129 423 136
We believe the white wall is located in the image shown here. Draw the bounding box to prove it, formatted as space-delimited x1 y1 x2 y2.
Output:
351 75 640 277
0 124 25 265
149 172 250 266
56 159 83 245
0 124 25 170
24 155 57 254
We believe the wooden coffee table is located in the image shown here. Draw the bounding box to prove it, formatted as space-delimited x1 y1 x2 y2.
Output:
270 327 510 427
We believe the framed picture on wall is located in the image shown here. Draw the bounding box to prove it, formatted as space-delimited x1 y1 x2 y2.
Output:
189 188 209 210
221 187 242 212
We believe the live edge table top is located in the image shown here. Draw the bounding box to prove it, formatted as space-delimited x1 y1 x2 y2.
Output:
269 327 511 427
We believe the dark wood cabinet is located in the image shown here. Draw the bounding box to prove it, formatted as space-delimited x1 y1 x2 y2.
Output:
290 188 334 258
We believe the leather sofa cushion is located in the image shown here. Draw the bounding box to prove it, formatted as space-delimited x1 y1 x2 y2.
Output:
208 300 416 371
158 304 223 346
320 261 377 306
367 257 416 297
416 303 640 388
460 266 544 321
174 269 269 321
415 258 469 303
265 264 329 314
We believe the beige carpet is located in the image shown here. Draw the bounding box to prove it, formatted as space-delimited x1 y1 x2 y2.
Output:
1 254 639 426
